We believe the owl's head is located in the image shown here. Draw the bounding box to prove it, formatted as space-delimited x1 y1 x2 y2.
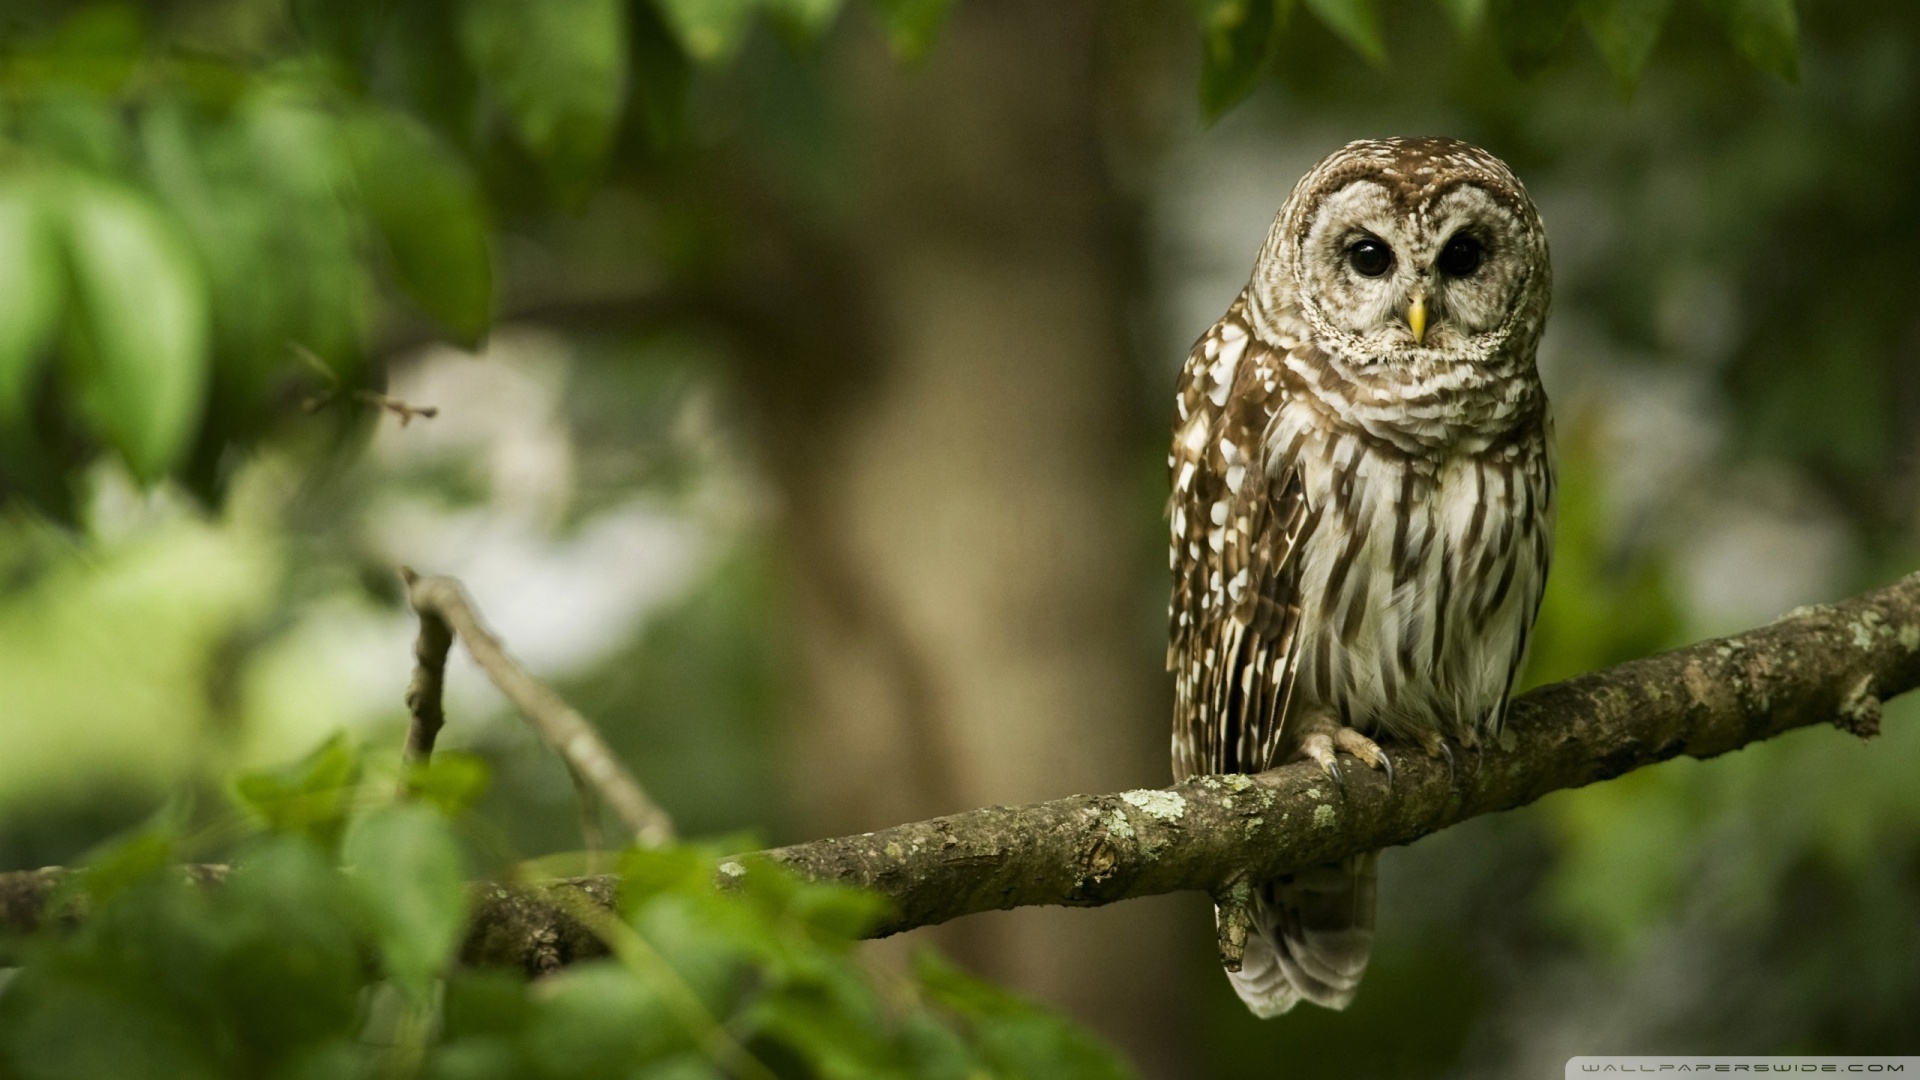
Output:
1254 137 1550 364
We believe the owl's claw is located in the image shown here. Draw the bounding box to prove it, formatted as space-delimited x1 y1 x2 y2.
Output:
1417 734 1457 784
1297 724 1393 792
1333 727 1392 790
1300 732 1345 789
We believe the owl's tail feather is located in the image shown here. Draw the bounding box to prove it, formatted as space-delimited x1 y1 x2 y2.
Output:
1221 852 1377 1017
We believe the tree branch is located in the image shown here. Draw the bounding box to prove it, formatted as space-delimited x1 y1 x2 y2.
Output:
755 573 1920 936
6 574 1918 975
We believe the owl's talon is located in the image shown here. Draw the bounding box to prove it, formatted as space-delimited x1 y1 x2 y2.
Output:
1413 733 1457 783
1332 727 1392 789
1299 732 1343 788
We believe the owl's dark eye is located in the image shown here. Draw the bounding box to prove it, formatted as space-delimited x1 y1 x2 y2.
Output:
1437 234 1484 277
1347 239 1393 278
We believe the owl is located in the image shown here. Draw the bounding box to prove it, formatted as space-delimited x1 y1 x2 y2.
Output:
1168 137 1554 1017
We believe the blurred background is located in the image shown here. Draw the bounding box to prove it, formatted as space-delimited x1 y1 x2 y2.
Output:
1 0 1918 1075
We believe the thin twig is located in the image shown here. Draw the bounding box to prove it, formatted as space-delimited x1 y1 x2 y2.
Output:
398 569 676 848
294 343 438 426
398 593 454 796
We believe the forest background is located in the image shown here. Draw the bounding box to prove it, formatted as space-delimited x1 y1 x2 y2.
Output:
1 0 1917 1077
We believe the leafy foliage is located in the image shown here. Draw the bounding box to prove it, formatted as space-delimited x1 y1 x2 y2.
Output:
0 0 1797 515
0 739 1134 1080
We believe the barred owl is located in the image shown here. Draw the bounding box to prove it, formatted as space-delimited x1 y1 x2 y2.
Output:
1168 137 1554 1017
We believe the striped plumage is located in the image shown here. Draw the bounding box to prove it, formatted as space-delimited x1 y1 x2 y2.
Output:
1167 138 1554 1017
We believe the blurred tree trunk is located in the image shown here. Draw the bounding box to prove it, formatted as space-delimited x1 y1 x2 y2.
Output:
740 0 1193 1073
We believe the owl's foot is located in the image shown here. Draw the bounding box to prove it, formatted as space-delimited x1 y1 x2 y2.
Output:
1415 731 1457 784
1294 718 1392 791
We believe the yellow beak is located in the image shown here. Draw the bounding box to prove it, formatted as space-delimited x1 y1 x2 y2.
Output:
1408 291 1428 345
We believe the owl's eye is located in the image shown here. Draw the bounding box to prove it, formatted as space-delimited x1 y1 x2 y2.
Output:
1437 234 1484 277
1346 239 1393 278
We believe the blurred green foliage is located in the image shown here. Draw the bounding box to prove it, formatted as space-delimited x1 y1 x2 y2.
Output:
0 740 1137 1080
0 0 1787 518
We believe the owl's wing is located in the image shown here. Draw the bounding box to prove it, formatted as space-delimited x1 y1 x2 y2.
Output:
1169 298 1312 779
1485 409 1557 737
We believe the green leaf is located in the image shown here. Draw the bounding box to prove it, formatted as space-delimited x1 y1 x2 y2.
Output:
403 751 492 817
1488 0 1580 72
765 0 845 39
523 964 687 1071
785 881 891 942
1195 0 1291 124
1304 0 1385 64
76 826 178 908
869 0 956 61
629 1 693 150
343 110 493 345
1698 0 1798 82
232 733 363 853
653 0 761 63
1434 0 1488 34
9 4 148 95
290 0 395 68
59 178 209 480
1581 0 1674 92
459 0 628 195
0 181 64 429
915 951 1134 1080
343 803 470 998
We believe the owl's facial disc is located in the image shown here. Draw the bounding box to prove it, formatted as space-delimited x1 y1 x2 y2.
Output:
1297 178 1533 359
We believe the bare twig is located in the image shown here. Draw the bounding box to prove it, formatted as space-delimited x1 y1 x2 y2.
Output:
398 569 676 849
294 343 438 426
398 592 454 793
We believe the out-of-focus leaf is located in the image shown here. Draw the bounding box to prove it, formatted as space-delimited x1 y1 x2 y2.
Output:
7 4 147 94
520 963 688 1072
629 1 693 150
343 110 493 345
1304 0 1385 64
291 0 394 68
1698 0 1798 82
0 978 223 1080
1434 0 1488 34
1488 0 1580 72
616 845 724 915
371 0 480 141
765 0 845 39
785 881 891 943
654 0 761 64
0 182 63 428
342 803 469 998
404 751 492 817
232 733 363 853
459 0 628 195
1580 0 1674 92
1195 0 1292 124
59 178 209 480
17 92 134 174
915 951 1134 1080
869 0 955 61
75 825 177 908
